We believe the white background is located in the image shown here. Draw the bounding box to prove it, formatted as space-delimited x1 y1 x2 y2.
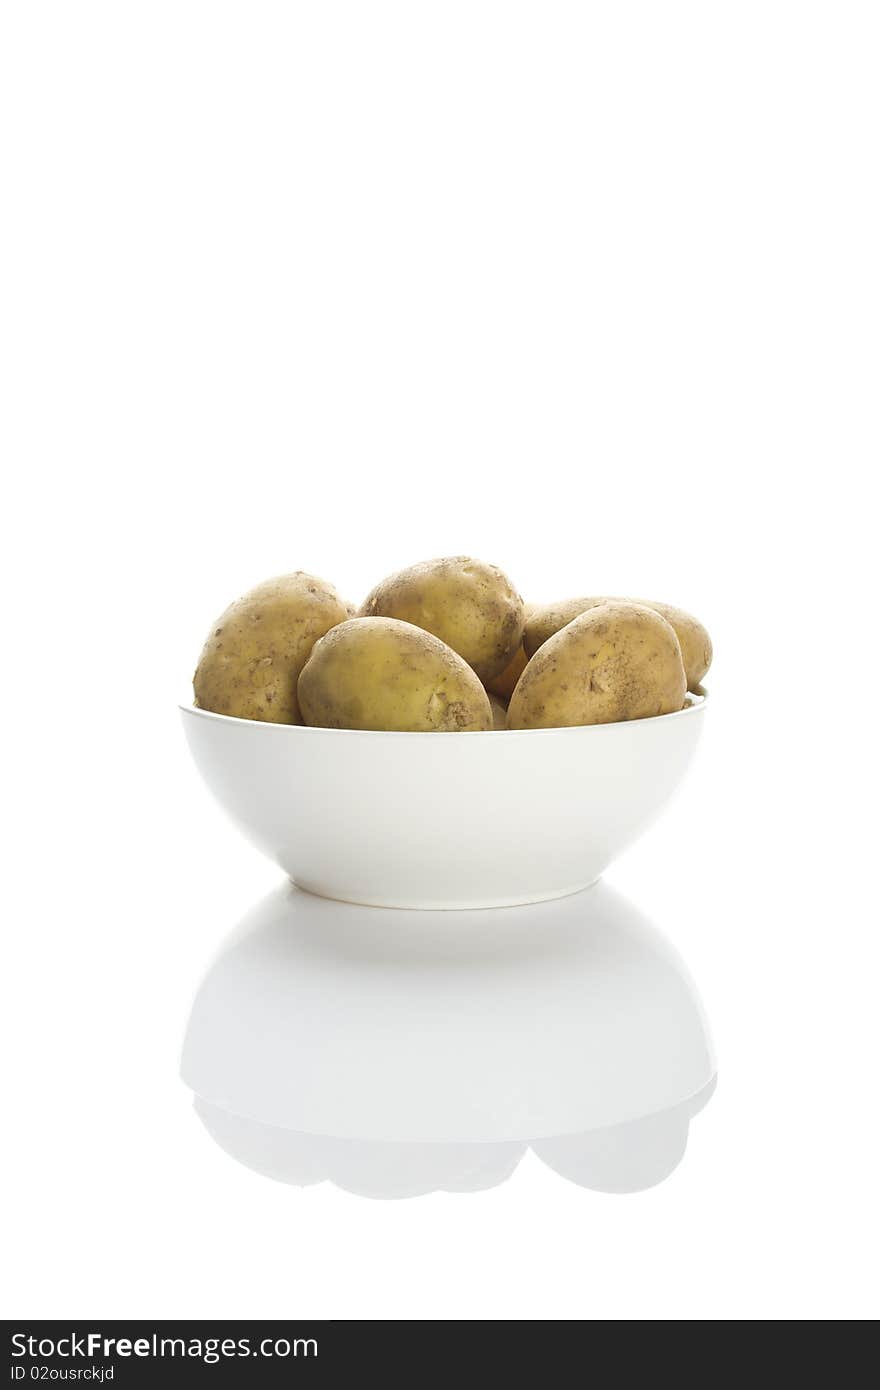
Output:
2 1 878 1321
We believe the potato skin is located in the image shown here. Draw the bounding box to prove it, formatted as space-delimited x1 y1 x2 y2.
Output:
359 556 524 683
298 617 493 732
523 599 598 658
524 596 711 690
485 602 532 698
485 642 527 699
193 572 349 725
487 693 509 730
508 601 687 729
637 600 712 690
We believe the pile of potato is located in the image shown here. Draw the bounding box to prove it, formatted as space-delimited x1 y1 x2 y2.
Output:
193 557 711 732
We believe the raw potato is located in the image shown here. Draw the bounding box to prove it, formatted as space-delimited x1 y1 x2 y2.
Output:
523 599 599 658
486 603 532 698
359 556 524 683
486 642 527 699
637 600 711 690
488 693 509 730
508 601 687 729
193 572 349 725
298 617 493 732
524 596 711 690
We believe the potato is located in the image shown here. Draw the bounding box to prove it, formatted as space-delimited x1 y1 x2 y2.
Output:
636 600 712 689
485 642 527 699
487 693 509 730
508 601 687 729
486 603 532 698
298 617 493 732
193 572 349 724
359 556 524 683
524 596 711 690
523 599 597 658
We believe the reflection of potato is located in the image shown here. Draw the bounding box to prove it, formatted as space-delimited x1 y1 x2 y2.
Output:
488 694 509 730
298 618 493 732
193 572 349 724
509 602 686 729
359 556 524 683
524 596 711 691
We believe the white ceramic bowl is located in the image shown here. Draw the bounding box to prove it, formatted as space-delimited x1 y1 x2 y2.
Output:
181 693 705 909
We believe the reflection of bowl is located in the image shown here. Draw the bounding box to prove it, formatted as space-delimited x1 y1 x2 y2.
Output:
193 1083 715 1198
181 880 716 1196
193 1101 528 1198
180 694 705 909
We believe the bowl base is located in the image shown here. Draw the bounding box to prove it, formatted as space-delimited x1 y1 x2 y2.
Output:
288 877 601 912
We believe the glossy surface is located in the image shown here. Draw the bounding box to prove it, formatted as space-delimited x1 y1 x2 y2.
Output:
181 881 716 1195
180 696 705 909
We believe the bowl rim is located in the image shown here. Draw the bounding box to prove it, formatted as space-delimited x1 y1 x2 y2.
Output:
179 689 707 738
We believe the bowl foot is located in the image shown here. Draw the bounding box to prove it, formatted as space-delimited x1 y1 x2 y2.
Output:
287 878 601 912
